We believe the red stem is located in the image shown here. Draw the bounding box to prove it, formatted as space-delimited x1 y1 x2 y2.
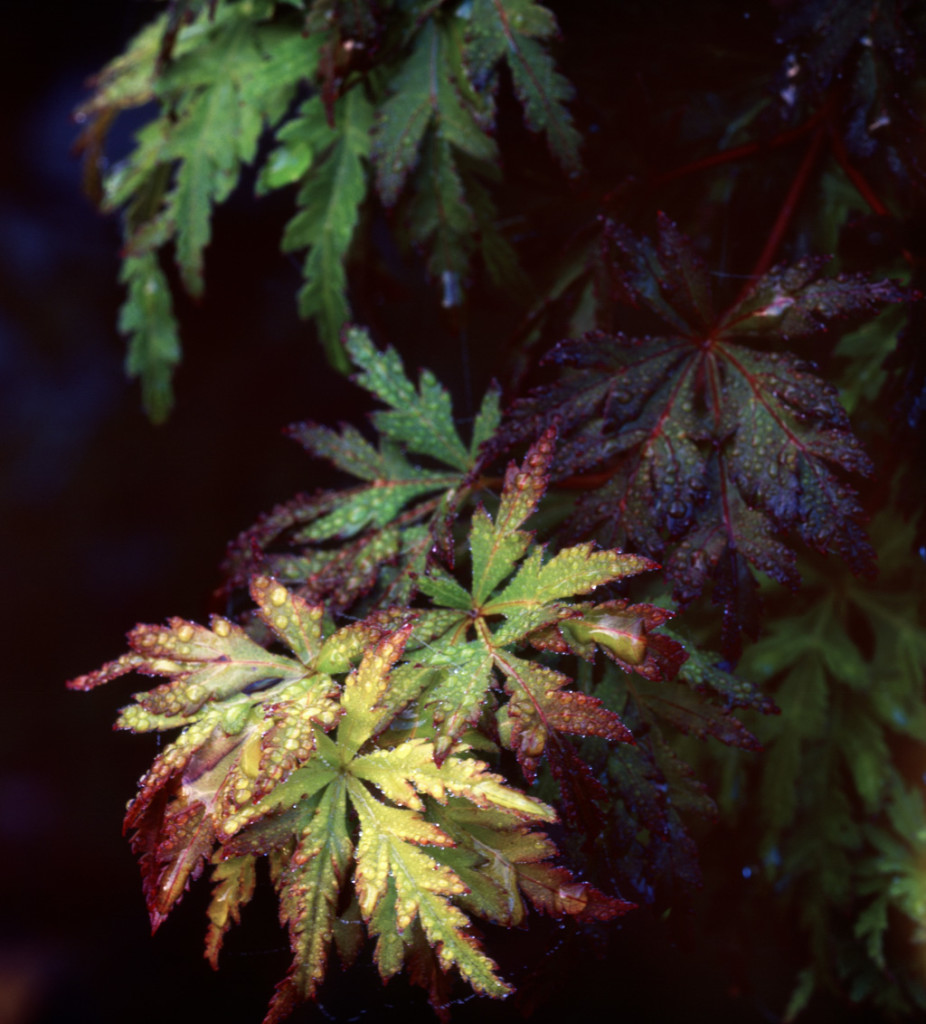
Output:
827 122 889 216
649 109 824 188
827 122 914 265
730 118 828 311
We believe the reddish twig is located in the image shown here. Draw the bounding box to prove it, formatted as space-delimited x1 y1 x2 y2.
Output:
827 121 890 217
729 118 828 312
828 121 914 265
650 114 821 188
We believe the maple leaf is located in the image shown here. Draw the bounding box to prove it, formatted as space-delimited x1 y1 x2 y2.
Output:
369 11 503 306
604 735 707 902
502 215 907 655
219 625 626 1020
730 508 926 1017
371 16 497 208
66 575 357 928
260 87 373 368
223 326 500 612
558 612 772 903
391 428 684 796
463 0 582 176
77 2 321 414
118 253 182 422
367 3 576 306
79 1 579 410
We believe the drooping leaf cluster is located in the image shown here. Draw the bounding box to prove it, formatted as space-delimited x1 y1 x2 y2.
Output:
78 0 580 418
722 509 926 1018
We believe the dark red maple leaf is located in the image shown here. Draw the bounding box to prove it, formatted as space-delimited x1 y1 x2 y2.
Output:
502 214 907 656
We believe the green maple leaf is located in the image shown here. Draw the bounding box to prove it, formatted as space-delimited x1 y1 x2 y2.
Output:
367 5 567 306
78 2 321 414
503 214 907 654
118 253 181 422
372 16 497 208
223 327 501 612
390 428 683 782
263 87 373 369
79 1 578 412
464 0 582 175
113 4 317 298
732 508 926 1016
218 624 624 1019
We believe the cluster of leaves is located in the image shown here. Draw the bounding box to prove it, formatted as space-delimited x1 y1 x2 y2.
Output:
78 0 580 418
70 333 773 1018
705 508 926 1019
73 0 926 1021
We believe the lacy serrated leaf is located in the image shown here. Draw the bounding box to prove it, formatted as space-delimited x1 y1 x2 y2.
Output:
405 431 673 769
355 736 553 821
216 628 566 1016
345 327 473 471
80 3 320 412
405 132 477 288
428 798 633 926
264 779 352 1021
470 382 503 458
205 854 257 968
390 642 496 764
488 542 657 612
348 780 510 998
504 216 906 653
224 329 493 614
118 253 181 422
497 652 634 780
336 622 415 757
275 89 372 368
66 575 344 926
731 512 926 1011
606 737 704 900
629 673 762 752
464 0 581 175
152 10 317 294
470 427 555 603
372 16 497 207
662 626 778 714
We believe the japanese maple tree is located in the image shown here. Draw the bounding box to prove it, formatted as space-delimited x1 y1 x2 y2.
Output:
71 1 926 1021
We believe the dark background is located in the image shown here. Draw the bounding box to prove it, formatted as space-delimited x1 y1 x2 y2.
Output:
0 3 872 1023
